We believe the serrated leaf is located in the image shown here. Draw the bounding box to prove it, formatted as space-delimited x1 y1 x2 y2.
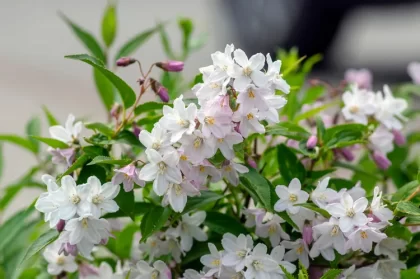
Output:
280 266 296 279
114 130 143 148
115 189 135 220
266 123 311 141
204 212 248 236
277 144 306 183
296 203 331 218
42 105 59 126
87 156 131 166
0 134 37 153
60 13 105 62
183 191 223 213
26 117 41 153
65 54 136 108
385 221 412 242
94 68 115 111
134 102 168 115
392 181 419 202
320 268 342 279
115 26 158 59
396 201 420 216
101 4 117 47
323 124 367 149
140 206 172 241
85 122 114 137
30 136 69 149
18 230 59 268
240 168 272 210
298 261 309 279
57 154 90 180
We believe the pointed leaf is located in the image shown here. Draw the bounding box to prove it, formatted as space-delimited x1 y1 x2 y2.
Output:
115 189 135 220
140 206 172 241
26 117 41 153
101 4 117 47
57 154 90 180
0 134 37 153
320 269 342 279
85 122 114 137
30 136 69 149
240 168 272 210
183 191 223 213
42 106 59 126
277 144 306 183
87 156 131 166
18 230 59 268
115 26 158 59
204 212 248 236
93 68 115 111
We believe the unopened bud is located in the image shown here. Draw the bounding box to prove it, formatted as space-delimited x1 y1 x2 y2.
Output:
392 129 406 146
116 57 136 67
247 158 257 169
156 60 184 72
133 123 142 138
336 147 354 162
150 78 169 103
303 223 313 245
56 219 65 232
110 103 122 119
137 78 145 85
306 135 317 149
372 151 391 170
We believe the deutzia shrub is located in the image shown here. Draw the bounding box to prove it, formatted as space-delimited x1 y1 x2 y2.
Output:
1 4 420 279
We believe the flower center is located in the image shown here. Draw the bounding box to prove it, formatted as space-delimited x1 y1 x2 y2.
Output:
243 67 252 77
331 225 339 236
152 142 161 150
211 259 220 267
81 218 89 229
56 256 66 265
236 250 246 258
224 166 232 172
268 224 277 234
360 231 368 239
180 154 188 161
289 194 298 202
158 162 167 173
205 116 215 125
349 106 359 113
217 138 224 143
178 119 190 128
92 194 103 204
151 240 157 247
199 166 205 172
346 209 355 218
248 89 255 99
174 184 183 196
210 82 221 89
252 260 263 271
151 270 159 279
246 113 254 120
193 137 203 148
71 195 80 205
296 245 304 255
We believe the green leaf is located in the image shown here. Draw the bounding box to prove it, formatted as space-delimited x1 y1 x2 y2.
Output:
57 154 90 179
115 189 135 220
114 130 143 148
183 191 223 213
396 201 420 216
85 122 114 137
328 178 355 191
77 164 107 184
18 268 40 279
277 144 306 183
101 4 117 47
308 169 336 181
140 206 172 241
18 230 59 268
87 156 131 166
178 17 193 58
116 224 138 259
0 144 3 182
94 68 115 111
298 261 309 279
315 117 326 141
26 117 41 153
293 101 338 123
115 26 158 59
204 212 248 236
384 221 412 242
320 269 342 279
158 23 176 59
323 124 367 149
30 136 69 149
0 181 44 211
42 105 59 126
60 13 105 62
280 266 296 279
296 203 331 218
239 168 272 210
0 134 37 153
134 102 168 115
65 54 136 108
301 85 325 105
266 122 311 141
0 205 35 251
103 202 151 219
277 211 299 231
392 181 419 202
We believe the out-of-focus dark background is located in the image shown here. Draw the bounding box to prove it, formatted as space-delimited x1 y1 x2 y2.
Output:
1 0 420 216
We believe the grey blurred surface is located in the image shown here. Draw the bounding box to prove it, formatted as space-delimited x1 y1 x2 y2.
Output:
1 0 420 217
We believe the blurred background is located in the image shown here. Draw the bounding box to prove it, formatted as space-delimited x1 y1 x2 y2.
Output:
1 0 420 217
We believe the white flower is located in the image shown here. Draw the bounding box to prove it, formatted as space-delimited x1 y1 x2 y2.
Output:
139 149 182 196
374 85 407 130
326 192 368 232
310 177 339 209
221 161 249 186
370 186 393 223
54 175 90 220
189 160 222 186
215 131 243 160
221 233 253 272
86 176 119 218
255 213 290 246
162 180 200 212
65 213 111 246
230 49 268 90
369 125 395 154
309 244 336 261
208 43 235 81
374 238 406 260
133 260 171 279
138 234 168 263
289 207 316 232
312 217 347 255
219 267 245 279
159 95 197 143
194 76 230 104
341 85 376 124
171 211 208 252
266 53 290 93
182 269 210 279
236 85 271 113
372 260 407 279
232 108 265 137
341 264 377 279
84 262 123 279
258 94 287 124
243 208 266 228
344 181 366 201
57 230 94 259
180 130 216 164
345 225 387 253
244 243 278 279
197 105 232 139
282 239 311 268
35 174 62 228
274 178 309 214
49 113 83 144
200 243 224 277
269 245 296 277
139 123 173 153
43 240 77 275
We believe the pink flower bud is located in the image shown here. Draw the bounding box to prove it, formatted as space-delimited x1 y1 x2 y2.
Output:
150 78 169 103
79 263 99 277
303 223 313 245
56 219 65 232
132 123 142 138
344 68 372 89
247 158 257 169
156 60 184 72
59 242 77 256
306 135 317 149
372 151 391 170
334 147 354 162
392 129 406 146
116 57 136 67
99 238 109 245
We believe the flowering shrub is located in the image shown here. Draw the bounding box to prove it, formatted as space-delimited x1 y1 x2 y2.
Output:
1 4 420 279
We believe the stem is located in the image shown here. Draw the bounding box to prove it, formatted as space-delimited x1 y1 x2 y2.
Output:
405 185 420 201
136 60 145 77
